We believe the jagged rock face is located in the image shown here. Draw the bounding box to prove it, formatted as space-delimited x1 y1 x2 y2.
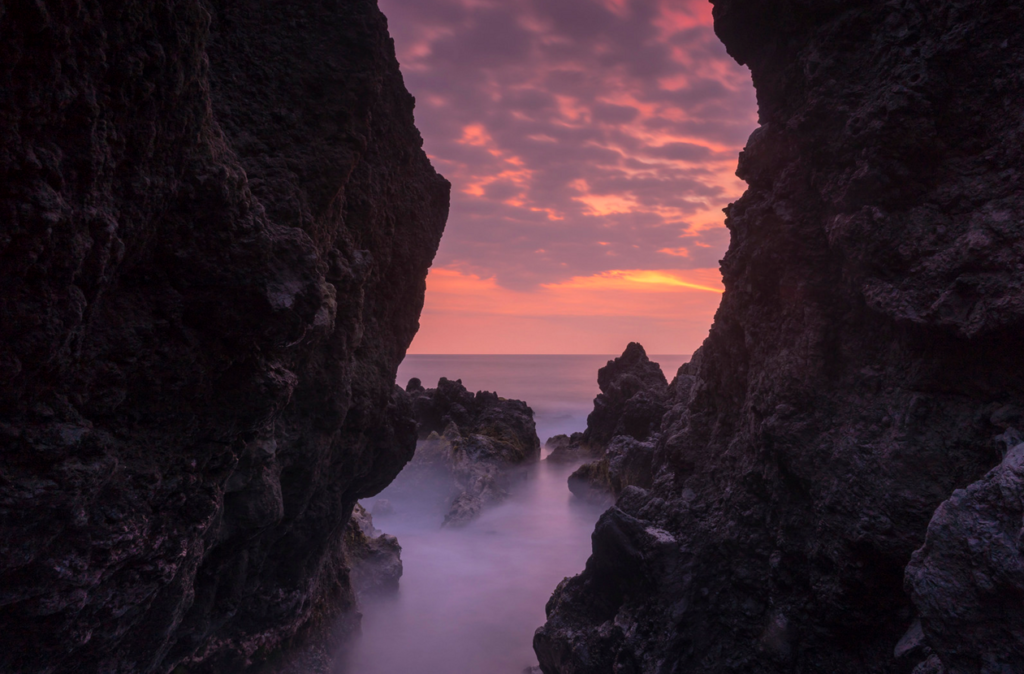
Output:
537 2 1023 673
583 343 669 450
407 377 541 463
0 1 448 673
399 377 541 525
567 343 672 502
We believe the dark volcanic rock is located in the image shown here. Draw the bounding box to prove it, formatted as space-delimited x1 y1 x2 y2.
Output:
566 460 613 505
567 343 671 501
545 432 591 464
536 2 1024 673
905 441 1024 674
408 377 541 461
582 342 670 450
0 2 448 673
399 378 541 525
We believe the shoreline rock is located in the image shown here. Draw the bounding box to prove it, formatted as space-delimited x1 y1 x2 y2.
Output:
565 343 673 502
394 378 541 526
544 432 594 464
344 504 403 597
535 1 1024 672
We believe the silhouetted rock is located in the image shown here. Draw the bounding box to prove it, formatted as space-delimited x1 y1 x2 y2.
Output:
400 378 541 525
536 2 1024 672
582 342 670 449
566 343 671 501
0 1 448 673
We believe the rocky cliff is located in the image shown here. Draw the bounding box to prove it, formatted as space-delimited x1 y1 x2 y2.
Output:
536 2 1024 673
0 1 449 672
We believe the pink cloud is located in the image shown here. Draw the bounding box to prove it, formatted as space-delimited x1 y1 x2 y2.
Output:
377 0 756 351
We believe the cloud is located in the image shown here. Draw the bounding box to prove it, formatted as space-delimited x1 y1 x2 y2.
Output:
411 267 723 354
377 0 756 351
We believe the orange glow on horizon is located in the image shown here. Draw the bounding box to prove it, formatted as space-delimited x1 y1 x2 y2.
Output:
408 267 724 354
378 0 757 355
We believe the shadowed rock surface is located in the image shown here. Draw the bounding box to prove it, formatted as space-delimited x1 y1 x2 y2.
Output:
905 440 1024 674
536 1 1024 673
566 343 672 502
0 1 448 672
398 377 541 525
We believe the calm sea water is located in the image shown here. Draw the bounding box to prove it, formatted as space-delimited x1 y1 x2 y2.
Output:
339 354 689 674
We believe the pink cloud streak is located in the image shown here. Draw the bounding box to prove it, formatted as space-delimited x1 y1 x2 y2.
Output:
377 0 757 352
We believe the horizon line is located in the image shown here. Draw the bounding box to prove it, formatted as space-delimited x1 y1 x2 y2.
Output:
403 353 694 357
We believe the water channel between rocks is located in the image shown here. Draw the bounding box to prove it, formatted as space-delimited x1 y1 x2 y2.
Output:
337 355 688 674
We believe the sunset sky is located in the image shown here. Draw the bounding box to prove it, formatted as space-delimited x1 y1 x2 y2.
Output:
378 0 757 354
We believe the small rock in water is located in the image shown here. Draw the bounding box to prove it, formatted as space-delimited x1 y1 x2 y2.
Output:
545 432 593 463
567 460 614 504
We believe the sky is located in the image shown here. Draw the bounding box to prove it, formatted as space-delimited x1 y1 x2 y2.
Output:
378 0 757 354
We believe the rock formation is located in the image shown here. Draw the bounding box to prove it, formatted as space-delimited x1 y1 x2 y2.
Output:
905 439 1024 674
544 432 590 464
343 504 402 598
536 1 1024 673
564 343 673 502
0 1 448 673
394 377 541 525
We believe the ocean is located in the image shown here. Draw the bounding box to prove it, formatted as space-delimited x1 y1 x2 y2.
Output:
338 354 690 674
396 354 692 443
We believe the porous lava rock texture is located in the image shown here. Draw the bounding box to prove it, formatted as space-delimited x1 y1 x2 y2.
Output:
536 2 1024 673
399 377 541 525
565 343 672 502
0 1 449 673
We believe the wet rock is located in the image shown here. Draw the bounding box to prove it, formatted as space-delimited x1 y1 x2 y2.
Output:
545 432 592 464
536 1 1024 672
344 504 402 596
0 1 449 672
567 461 614 505
399 379 541 525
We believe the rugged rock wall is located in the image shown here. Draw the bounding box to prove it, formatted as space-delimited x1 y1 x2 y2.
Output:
0 1 448 672
536 2 1023 673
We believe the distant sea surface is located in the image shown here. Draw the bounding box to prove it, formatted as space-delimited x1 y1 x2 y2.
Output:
397 354 692 443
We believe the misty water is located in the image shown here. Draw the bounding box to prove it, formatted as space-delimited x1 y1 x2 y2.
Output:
340 355 689 674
